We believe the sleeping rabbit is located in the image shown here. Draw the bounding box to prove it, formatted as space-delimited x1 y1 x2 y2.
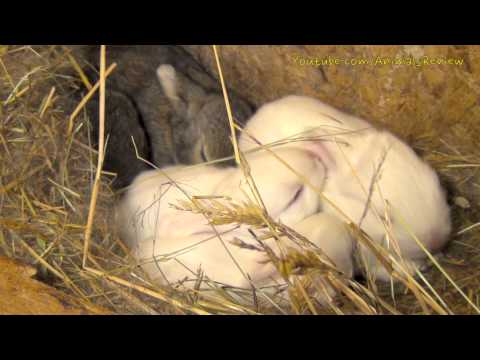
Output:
79 45 253 188
116 146 357 303
238 95 452 282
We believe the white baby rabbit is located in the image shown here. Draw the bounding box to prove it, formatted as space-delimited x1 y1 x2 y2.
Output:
238 95 452 281
117 147 330 295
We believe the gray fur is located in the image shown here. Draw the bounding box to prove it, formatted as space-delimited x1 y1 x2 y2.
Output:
75 45 253 189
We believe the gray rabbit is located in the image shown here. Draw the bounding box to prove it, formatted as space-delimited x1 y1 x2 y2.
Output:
76 45 253 188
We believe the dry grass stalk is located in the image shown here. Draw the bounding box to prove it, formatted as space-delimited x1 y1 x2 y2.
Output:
84 266 211 315
82 45 107 269
63 46 93 91
212 45 240 166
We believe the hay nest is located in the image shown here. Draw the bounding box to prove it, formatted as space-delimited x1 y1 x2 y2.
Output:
0 45 479 315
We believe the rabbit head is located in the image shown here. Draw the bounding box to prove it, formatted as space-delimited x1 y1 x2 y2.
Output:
157 64 253 165
237 95 452 280
223 146 327 227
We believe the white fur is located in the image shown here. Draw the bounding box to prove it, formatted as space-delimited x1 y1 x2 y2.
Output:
238 95 452 281
117 147 329 293
294 213 354 277
291 212 355 304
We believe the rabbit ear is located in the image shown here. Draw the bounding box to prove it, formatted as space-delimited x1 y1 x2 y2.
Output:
157 64 207 119
185 65 220 92
157 64 186 114
302 140 336 170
